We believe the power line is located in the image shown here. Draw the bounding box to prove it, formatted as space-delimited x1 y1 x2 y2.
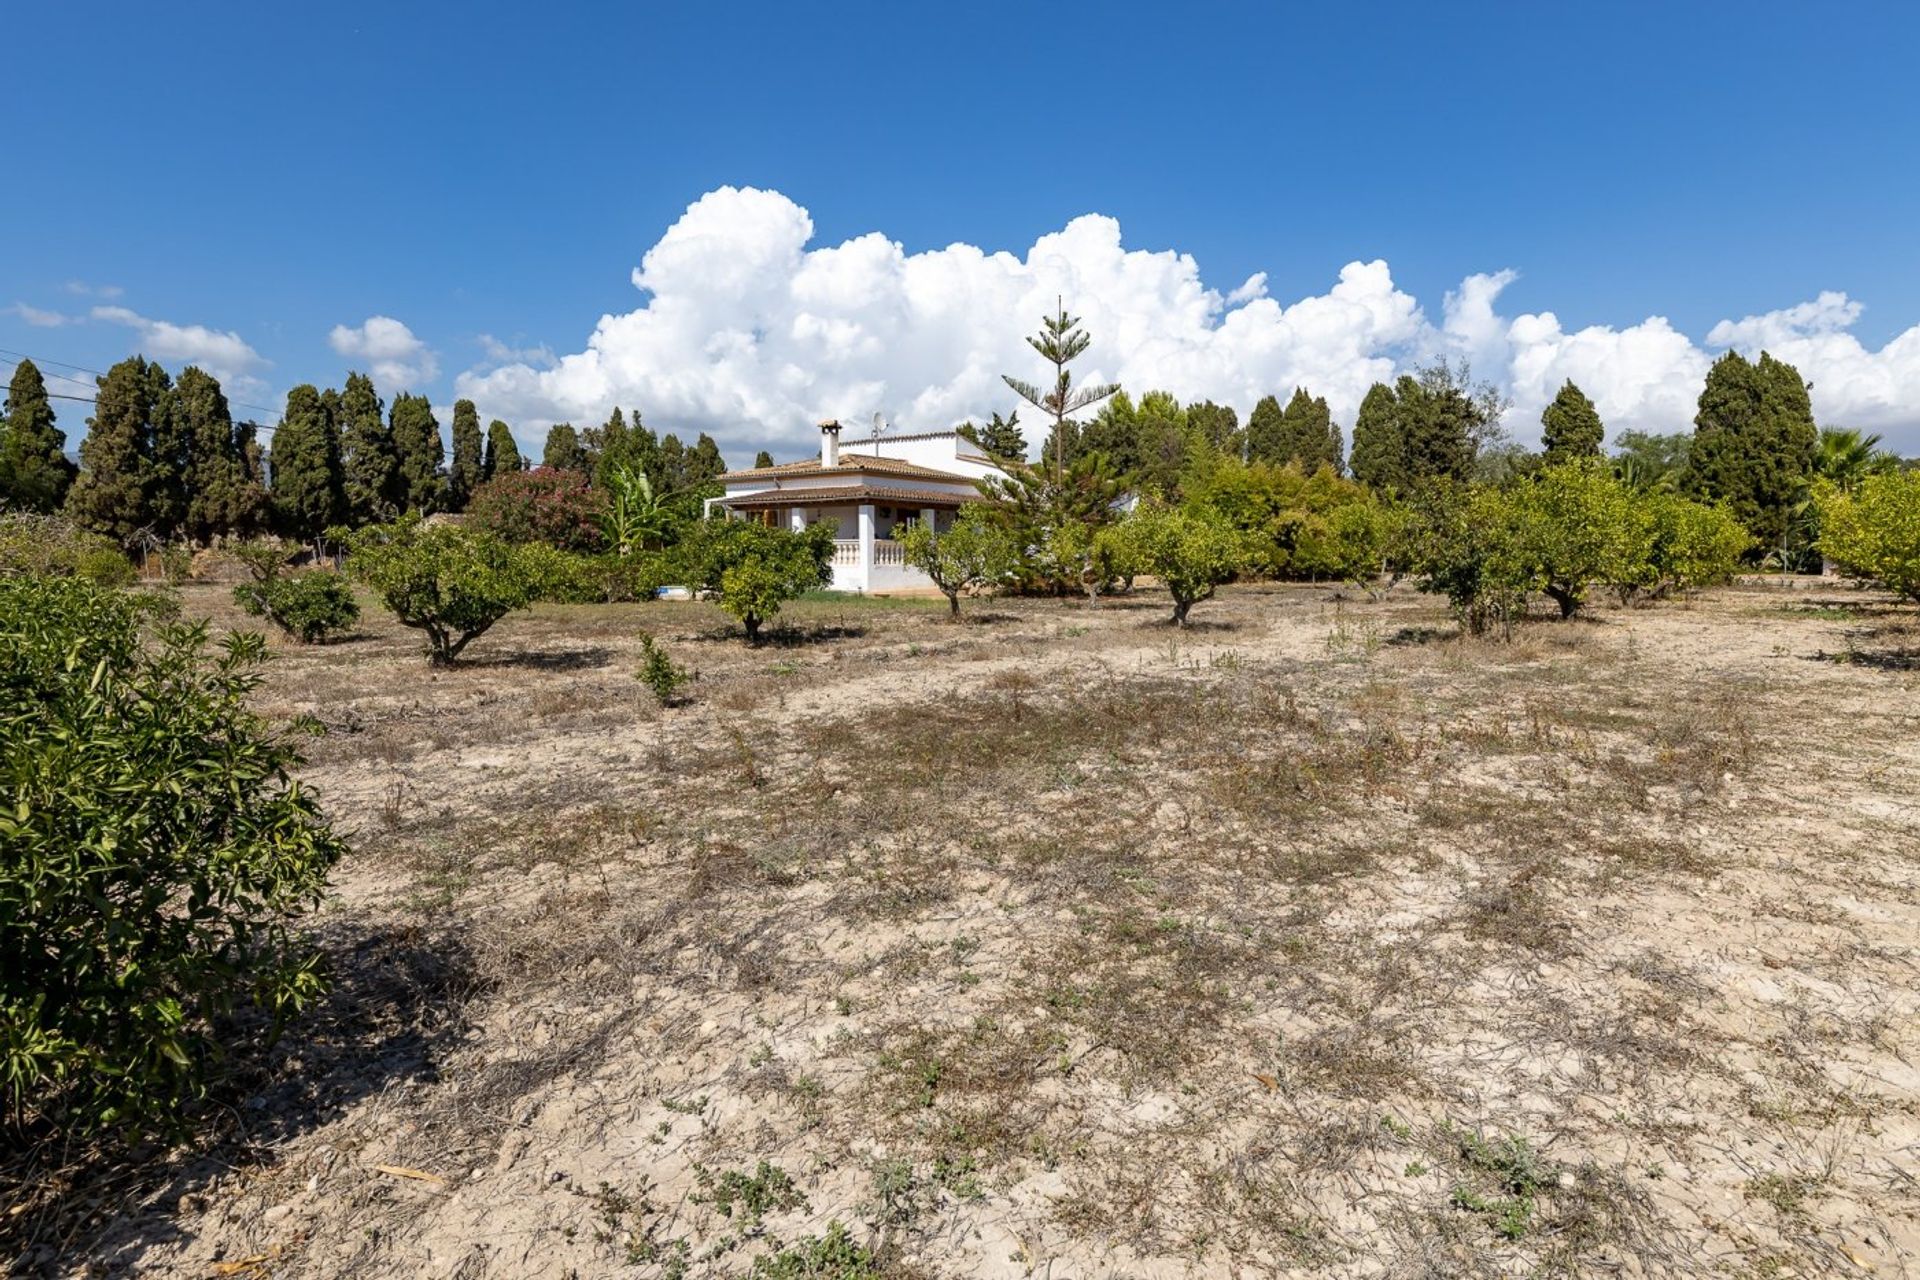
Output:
0 346 286 424
0 352 281 433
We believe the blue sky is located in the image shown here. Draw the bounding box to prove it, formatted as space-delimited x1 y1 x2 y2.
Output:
6 1 1920 456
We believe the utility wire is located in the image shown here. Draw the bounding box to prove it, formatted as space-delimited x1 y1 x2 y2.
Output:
0 352 281 433
0 346 286 424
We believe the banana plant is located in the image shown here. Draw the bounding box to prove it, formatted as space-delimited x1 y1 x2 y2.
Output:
602 467 677 556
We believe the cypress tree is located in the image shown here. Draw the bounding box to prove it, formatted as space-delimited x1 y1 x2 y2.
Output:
269 384 345 542
447 399 485 509
956 410 1028 461
1348 382 1404 491
1684 351 1817 549
1079 392 1142 475
1270 387 1342 473
686 433 727 486
0 358 76 512
66 357 163 542
542 423 586 473
589 405 660 487
483 420 522 478
1393 362 1493 486
753 450 775 469
1540 380 1605 463
145 363 188 539
175 366 266 542
1244 394 1286 465
338 372 398 524
1185 401 1241 458
388 393 444 513
656 432 686 488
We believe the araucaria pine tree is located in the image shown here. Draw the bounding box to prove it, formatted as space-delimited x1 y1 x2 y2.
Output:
268 385 345 544
66 357 167 543
175 366 267 542
1002 302 1121 483
1 358 76 512
447 399 485 511
388 393 444 513
1683 351 1818 552
483 420 522 478
337 372 398 524
1540 380 1605 463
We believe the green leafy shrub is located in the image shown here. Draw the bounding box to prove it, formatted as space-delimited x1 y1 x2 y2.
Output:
635 631 691 705
1624 492 1750 602
1816 470 1920 601
1183 456 1379 580
895 506 1019 618
675 519 833 641
235 570 361 643
1502 460 1649 619
158 543 195 585
1106 503 1249 625
521 546 668 604
0 577 343 1135
465 467 609 552
1406 482 1531 637
343 516 544 665
0 511 134 586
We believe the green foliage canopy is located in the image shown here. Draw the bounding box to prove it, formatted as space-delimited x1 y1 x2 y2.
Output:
0 577 343 1135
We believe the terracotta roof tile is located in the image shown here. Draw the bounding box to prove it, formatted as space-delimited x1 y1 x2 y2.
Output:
717 453 975 483
717 482 987 508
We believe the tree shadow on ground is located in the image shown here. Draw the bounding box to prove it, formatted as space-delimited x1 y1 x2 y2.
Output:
1 921 479 1278
1806 629 1920 671
689 623 870 647
471 645 615 672
1385 625 1453 647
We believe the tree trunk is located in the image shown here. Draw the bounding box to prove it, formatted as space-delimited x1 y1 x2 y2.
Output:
1172 598 1191 627
946 591 961 619
744 614 762 643
1546 585 1579 619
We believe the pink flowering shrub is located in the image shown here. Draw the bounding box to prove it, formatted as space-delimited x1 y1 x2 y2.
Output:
466 468 608 552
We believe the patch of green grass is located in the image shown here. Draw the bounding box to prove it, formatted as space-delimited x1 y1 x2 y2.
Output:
748 1222 883 1278
695 1160 807 1227
1447 1126 1550 1240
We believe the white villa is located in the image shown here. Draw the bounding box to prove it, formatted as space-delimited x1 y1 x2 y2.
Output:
708 421 1008 593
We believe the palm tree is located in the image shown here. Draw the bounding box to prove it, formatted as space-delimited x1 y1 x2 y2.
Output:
1812 428 1897 493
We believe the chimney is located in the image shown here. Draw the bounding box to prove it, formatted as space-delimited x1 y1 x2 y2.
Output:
819 419 841 468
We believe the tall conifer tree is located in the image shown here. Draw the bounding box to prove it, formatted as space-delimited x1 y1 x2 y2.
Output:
1001 302 1120 482
1244 394 1286 464
388 393 444 513
0 358 75 511
1348 382 1403 491
175 366 266 542
483 420 522 478
1684 351 1817 549
542 423 586 473
1270 387 1342 473
447 399 485 509
66 357 163 542
338 372 397 524
269 384 345 542
1540 380 1605 463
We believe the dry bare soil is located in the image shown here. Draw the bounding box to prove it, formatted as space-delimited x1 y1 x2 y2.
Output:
21 580 1920 1278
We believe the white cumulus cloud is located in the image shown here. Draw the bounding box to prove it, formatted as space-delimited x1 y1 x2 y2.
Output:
328 316 439 394
91 305 270 399
454 185 1920 460
7 302 78 328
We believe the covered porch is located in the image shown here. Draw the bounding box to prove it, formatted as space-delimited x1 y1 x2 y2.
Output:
716 487 968 593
